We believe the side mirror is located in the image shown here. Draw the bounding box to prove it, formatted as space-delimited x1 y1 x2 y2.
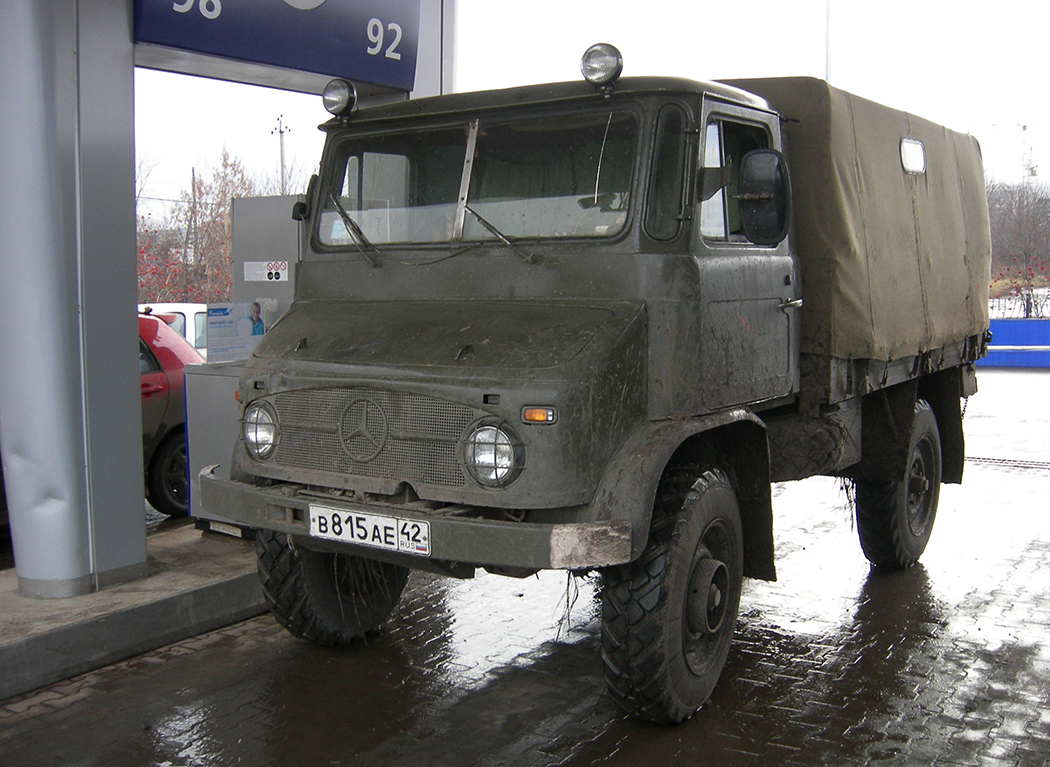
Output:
292 174 319 221
736 149 791 246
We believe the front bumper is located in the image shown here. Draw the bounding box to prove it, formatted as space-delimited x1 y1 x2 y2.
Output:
198 466 632 570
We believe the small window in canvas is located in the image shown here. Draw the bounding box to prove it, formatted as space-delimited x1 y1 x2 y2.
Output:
900 138 926 175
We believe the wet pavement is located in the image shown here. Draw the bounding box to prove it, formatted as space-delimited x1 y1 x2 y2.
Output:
1 369 1049 766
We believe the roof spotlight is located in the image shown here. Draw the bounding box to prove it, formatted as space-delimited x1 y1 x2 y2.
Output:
581 43 623 90
322 78 358 118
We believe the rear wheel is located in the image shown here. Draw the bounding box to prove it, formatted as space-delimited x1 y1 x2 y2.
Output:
601 467 743 723
147 430 188 517
256 529 409 646
855 399 942 569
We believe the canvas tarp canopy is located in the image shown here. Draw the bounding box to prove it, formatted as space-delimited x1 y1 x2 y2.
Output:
722 77 991 362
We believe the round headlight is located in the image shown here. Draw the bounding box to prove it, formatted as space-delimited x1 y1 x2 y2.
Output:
243 401 279 460
581 43 623 88
464 423 524 487
322 78 358 117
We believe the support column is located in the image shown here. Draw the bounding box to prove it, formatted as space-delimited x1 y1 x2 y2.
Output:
0 0 147 597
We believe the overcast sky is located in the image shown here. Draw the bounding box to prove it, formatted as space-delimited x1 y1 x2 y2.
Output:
134 0 1050 219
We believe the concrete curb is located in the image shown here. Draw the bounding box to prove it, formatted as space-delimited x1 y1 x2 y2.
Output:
0 525 268 701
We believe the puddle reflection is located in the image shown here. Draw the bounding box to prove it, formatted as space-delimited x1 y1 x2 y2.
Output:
149 702 217 766
435 570 601 687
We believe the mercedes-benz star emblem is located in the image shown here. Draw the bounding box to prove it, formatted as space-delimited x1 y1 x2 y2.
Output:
339 398 388 462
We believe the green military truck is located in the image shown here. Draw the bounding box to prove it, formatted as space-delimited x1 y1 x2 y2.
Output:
200 45 990 723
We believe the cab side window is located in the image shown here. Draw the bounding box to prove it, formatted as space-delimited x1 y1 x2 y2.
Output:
699 119 769 242
645 106 687 240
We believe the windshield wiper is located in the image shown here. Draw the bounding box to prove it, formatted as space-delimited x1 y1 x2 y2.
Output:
452 119 480 244
329 194 382 267
463 206 537 264
451 119 537 264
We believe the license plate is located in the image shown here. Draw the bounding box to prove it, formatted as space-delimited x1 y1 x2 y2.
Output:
308 505 431 557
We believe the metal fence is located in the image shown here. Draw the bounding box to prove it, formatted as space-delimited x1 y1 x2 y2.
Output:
989 288 1050 319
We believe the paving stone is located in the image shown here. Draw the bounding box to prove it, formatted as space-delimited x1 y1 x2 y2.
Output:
2 447 1049 765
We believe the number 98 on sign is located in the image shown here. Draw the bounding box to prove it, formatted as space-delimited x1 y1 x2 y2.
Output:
173 0 222 19
309 506 431 557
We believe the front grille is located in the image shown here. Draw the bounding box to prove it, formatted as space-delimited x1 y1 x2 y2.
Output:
272 387 479 488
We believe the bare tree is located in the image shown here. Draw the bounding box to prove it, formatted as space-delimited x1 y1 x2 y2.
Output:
135 156 157 211
987 181 1050 318
137 147 309 303
136 213 184 303
138 147 260 303
256 158 314 199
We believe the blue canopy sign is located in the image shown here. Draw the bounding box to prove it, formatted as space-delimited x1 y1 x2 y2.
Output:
134 0 419 91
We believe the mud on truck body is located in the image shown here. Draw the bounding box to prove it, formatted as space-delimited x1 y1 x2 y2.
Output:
200 46 991 723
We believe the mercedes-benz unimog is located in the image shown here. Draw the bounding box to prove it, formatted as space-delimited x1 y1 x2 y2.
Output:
200 45 991 723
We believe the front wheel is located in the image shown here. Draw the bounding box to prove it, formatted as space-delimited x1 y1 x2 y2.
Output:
855 399 942 569
255 529 409 646
601 467 743 723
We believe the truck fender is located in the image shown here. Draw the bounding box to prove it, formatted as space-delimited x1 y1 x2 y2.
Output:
918 366 971 484
853 366 970 484
590 409 776 581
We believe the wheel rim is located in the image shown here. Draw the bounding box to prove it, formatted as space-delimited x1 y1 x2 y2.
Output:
687 556 729 635
163 443 187 505
683 519 734 676
906 434 936 537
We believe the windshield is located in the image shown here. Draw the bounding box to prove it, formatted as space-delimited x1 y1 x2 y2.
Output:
318 109 638 248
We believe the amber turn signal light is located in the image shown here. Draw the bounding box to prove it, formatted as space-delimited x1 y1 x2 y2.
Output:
521 407 557 424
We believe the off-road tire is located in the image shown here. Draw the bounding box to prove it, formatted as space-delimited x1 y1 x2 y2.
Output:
147 430 188 517
255 529 409 646
601 467 743 723
855 399 942 569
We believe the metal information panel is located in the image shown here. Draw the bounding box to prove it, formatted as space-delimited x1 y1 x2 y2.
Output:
133 0 419 90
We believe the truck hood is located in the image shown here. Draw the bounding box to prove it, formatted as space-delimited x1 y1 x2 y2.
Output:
251 299 645 372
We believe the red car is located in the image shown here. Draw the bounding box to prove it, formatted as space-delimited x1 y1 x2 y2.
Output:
140 312 204 516
0 315 202 530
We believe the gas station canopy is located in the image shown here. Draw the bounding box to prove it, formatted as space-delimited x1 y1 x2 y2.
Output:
133 0 423 95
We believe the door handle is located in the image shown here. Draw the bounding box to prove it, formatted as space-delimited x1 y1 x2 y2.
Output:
141 383 165 395
778 298 803 311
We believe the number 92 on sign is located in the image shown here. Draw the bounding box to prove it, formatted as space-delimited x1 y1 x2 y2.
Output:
309 505 431 557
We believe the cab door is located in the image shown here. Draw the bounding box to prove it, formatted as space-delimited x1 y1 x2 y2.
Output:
694 100 799 410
